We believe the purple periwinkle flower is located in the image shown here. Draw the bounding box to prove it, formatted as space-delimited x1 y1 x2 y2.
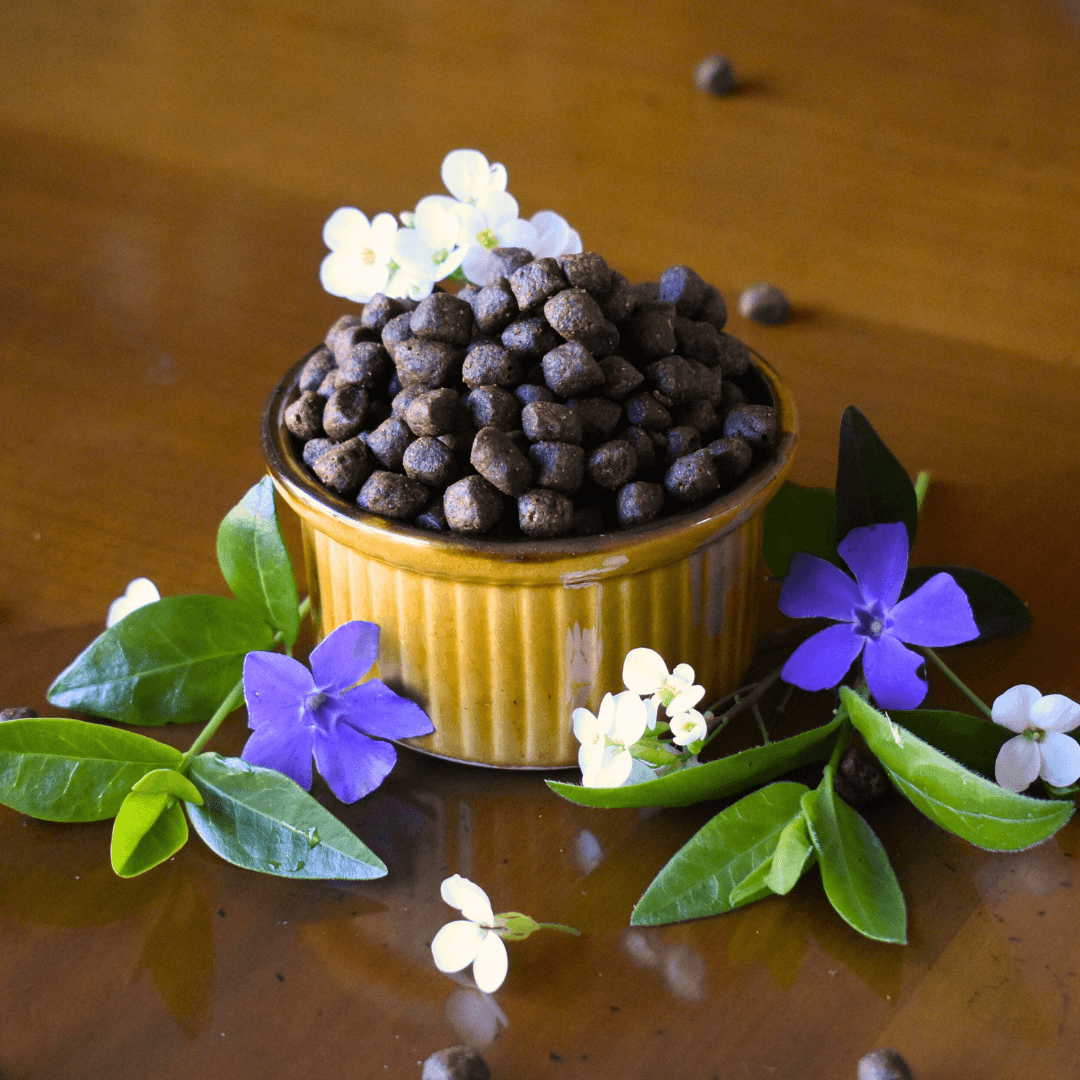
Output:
779 522 979 710
241 621 433 802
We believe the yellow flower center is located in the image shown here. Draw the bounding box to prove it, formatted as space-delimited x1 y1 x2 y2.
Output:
431 247 449 266
362 247 377 266
477 227 499 249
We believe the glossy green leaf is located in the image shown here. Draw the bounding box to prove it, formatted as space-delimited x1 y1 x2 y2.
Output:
887 708 1009 778
801 779 907 944
186 753 387 879
110 789 189 877
763 482 838 578
631 782 808 926
902 565 1031 644
547 715 844 809
726 857 776 907
132 767 203 804
0 718 182 821
765 814 816 895
843 689 1073 850
835 406 917 546
217 477 300 646
48 595 273 725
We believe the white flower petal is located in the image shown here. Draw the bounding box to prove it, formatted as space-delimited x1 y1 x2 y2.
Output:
529 210 570 258
495 218 539 252
991 684 1043 733
573 706 603 744
476 190 519 229
578 739 605 779
1039 733 1080 787
610 690 648 746
106 577 160 627
414 197 464 248
431 920 486 973
995 735 1042 792
670 709 708 747
643 697 659 731
593 745 633 787
596 692 617 735
322 207 369 251
485 162 508 196
472 930 508 993
563 228 583 255
622 648 670 696
461 246 496 287
1031 694 1080 733
442 150 492 203
672 663 696 683
625 757 660 785
667 684 706 715
441 874 495 924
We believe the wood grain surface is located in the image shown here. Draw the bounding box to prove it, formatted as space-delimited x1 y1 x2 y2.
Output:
1 2 1078 1078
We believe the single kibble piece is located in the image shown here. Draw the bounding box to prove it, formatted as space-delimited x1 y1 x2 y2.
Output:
405 388 460 436
566 396 623 444
415 493 449 532
586 440 638 490
628 301 677 361
600 270 635 323
673 316 721 366
510 257 569 314
422 1045 491 1080
502 317 562 361
697 284 728 331
738 282 790 325
515 381 556 406
313 437 374 494
723 404 776 451
302 437 336 468
457 283 480 304
298 346 336 393
695 53 735 95
518 488 574 538
469 277 519 335
617 425 657 471
528 441 585 494
544 289 615 355
394 339 464 388
664 426 702 463
357 470 429 520
324 314 365 356
359 293 403 333
438 427 476 458
598 354 645 400
466 385 521 431
684 357 724 405
486 246 534 284
625 393 673 431
380 311 415 358
316 369 340 397
0 706 38 720
366 417 413 471
715 333 751 377
322 384 371 440
462 342 522 389
706 436 753 483
285 391 324 440
410 292 474 347
542 341 606 397
402 437 460 487
856 1048 914 1080
721 380 748 412
470 426 532 495
443 475 505 534
522 401 583 445
658 265 709 317
646 355 699 406
339 341 392 388
665 448 719 502
617 481 665 527
391 385 427 420
833 741 894 806
557 252 612 296
675 399 721 437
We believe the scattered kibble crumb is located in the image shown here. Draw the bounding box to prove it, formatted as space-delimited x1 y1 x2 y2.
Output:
695 54 736 95
738 283 791 325
421 1045 489 1080
857 1048 915 1080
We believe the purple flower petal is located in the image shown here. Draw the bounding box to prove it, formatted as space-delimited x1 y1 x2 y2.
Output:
838 522 909 610
243 651 314 730
995 735 1041 792
862 633 928 709
1039 733 1080 787
336 678 434 739
241 719 315 790
781 622 865 691
779 554 864 621
313 723 397 802
887 572 978 647
311 621 380 693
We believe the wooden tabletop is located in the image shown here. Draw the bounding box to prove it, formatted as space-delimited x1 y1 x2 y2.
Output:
2 1 1079 1077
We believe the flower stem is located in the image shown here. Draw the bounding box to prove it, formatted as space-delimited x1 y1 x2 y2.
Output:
178 677 245 772
922 647 993 719
700 663 785 749
537 922 581 936
914 470 931 514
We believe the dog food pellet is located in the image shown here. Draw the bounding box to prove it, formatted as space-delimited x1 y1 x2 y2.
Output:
510 257 568 314
715 333 751 377
339 341 392 388
410 292 473 348
404 388 460 437
366 417 413 471
521 401 582 445
322 385 371 441
586 440 638 489
421 1044 490 1080
444 474 505 534
470 426 532 495
617 481 665 526
394 339 464 388
518 488 574 538
466 385 521 431
462 343 522 389
658 265 709 317
285 391 324 440
528 441 585 494
707 436 753 482
697 284 728 331
541 341 605 398
598 354 644 400
665 448 719 502
558 252 612 296
856 1049 914 1080
303 437 336 468
359 293 403 332
617 425 657 471
515 381 555 407
415 493 449 532
646 355 698 406
501 316 562 361
738 282 791 325
380 311 415 357
402 437 459 487
625 393 673 431
695 54 735 96
313 437 374 494
723 404 776 451
357 470 429 519
566 396 622 443
469 278 519 335
664 426 702 463
486 246 533 284
543 289 618 357
299 346 336 392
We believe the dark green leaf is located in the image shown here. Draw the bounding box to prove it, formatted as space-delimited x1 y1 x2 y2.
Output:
902 565 1030 644
631 782 809 925
835 406 917 546
547 715 844 809
764 814 816 895
132 767 203 804
186 753 387 879
0 718 182 821
801 778 907 944
843 689 1073 851
48 595 273 725
217 477 300 646
111 789 189 877
887 708 1009 777
763 482 838 578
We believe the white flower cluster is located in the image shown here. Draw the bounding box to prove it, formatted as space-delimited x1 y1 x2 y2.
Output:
572 647 708 788
319 150 582 303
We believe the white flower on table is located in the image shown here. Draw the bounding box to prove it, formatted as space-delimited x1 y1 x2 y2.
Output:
319 208 399 303
106 578 160 627
621 647 706 719
431 875 508 994
669 709 708 747
992 684 1080 791
573 690 648 787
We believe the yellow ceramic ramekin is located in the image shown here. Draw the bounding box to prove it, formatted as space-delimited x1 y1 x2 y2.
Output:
262 352 797 769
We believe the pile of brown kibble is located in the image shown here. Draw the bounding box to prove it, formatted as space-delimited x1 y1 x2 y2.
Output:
284 248 777 539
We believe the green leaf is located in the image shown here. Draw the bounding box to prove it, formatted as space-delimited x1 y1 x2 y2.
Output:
887 708 1009 778
801 779 907 944
186 753 387 879
631 782 809 926
217 477 300 646
48 595 274 725
132 767 203 804
726 858 776 907
111 789 189 877
764 814 816 895
0 718 182 821
835 406 918 546
902 565 1031 644
548 715 844 809
763 482 838 578
843 689 1073 851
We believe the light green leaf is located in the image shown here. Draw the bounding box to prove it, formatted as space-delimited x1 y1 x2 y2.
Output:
843 689 1073 850
886 707 1009 778
801 779 907 944
110 789 189 877
48 595 274 725
0 718 182 821
548 715 844 810
186 753 387 880
765 814 816 895
217 477 300 646
132 767 203 804
631 782 808 926
727 858 776 907
763 482 838 578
